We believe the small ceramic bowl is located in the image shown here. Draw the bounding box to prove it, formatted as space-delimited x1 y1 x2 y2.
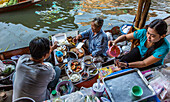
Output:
83 56 93 66
131 86 143 97
81 72 89 80
66 51 78 62
87 67 98 76
69 73 82 83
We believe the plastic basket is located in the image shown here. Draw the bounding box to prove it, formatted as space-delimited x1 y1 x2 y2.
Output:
56 80 75 96
0 60 16 84
120 24 133 35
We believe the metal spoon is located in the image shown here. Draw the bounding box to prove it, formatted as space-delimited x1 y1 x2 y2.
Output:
89 67 97 73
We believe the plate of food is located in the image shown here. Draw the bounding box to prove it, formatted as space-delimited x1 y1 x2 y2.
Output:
68 60 84 73
70 47 85 58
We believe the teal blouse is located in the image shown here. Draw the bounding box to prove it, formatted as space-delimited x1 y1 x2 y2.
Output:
133 29 170 65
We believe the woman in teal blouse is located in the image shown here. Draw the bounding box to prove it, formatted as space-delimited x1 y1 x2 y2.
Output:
108 19 169 70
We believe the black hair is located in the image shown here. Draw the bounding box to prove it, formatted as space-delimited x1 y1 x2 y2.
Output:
142 19 167 60
29 37 50 60
92 17 104 27
149 19 167 35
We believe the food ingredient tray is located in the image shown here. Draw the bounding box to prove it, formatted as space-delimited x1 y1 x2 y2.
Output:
103 69 155 102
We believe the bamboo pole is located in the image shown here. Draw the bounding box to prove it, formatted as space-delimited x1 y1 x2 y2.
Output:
129 0 145 50
130 0 151 50
139 0 151 29
135 0 144 28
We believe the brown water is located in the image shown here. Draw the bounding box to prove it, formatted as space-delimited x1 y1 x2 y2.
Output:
0 0 169 52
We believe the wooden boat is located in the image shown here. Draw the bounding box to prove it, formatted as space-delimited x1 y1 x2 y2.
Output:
0 17 169 93
0 30 80 60
0 46 30 60
0 0 41 13
0 15 169 60
0 27 119 61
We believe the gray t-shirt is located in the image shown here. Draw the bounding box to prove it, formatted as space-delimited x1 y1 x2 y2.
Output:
13 54 56 102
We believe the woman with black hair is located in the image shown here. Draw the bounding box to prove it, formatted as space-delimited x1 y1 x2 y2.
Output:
108 19 169 70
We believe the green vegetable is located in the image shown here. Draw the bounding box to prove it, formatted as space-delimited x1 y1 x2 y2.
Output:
3 67 11 73
8 0 14 5
3 65 15 74
13 0 17 5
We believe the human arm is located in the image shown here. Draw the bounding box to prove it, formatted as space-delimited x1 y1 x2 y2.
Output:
51 41 59 51
73 29 91 43
108 32 135 47
117 55 161 68
73 34 82 43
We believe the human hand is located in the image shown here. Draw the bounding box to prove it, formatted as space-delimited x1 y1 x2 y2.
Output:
73 38 77 43
116 61 128 68
52 41 59 50
73 36 79 43
108 40 116 48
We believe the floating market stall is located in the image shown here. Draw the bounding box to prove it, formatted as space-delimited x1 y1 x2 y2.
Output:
0 0 41 13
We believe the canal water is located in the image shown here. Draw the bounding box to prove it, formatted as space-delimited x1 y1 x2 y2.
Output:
0 0 169 52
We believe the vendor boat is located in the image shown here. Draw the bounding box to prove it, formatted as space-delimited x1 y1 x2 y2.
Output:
0 16 169 91
0 0 41 13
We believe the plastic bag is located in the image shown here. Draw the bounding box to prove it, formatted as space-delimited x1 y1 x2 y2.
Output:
64 91 85 102
105 32 113 41
149 69 170 100
0 60 6 72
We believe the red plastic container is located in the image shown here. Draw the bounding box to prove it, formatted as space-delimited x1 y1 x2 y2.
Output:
107 46 120 57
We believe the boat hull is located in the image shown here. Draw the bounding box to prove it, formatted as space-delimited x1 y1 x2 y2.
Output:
0 0 41 13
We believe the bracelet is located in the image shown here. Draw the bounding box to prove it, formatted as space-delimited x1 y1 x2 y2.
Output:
125 61 129 68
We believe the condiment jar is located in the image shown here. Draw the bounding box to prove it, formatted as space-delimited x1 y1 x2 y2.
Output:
56 51 63 63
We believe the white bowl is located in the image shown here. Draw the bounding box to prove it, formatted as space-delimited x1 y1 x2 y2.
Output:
87 67 98 76
83 56 93 66
69 73 81 82
68 60 84 73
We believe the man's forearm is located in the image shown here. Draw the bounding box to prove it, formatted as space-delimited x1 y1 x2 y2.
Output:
91 48 103 57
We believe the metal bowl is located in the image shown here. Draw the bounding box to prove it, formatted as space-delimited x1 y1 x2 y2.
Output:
82 55 93 66
87 67 98 76
66 51 78 62
69 73 82 83
68 59 84 73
